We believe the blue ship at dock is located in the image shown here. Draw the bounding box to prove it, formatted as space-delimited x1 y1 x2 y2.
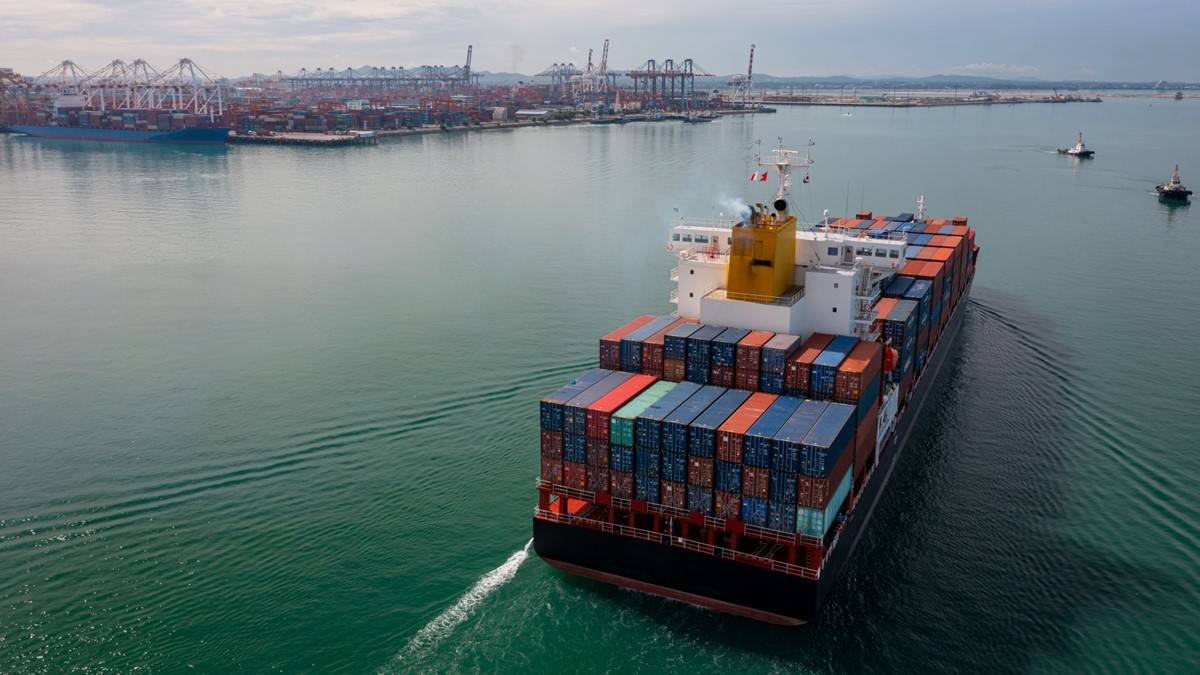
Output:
4 125 230 145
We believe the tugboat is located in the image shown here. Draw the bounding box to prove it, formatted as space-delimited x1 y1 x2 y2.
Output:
1058 131 1094 157
1157 165 1193 201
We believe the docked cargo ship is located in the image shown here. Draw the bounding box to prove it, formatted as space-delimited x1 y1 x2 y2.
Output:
5 124 229 144
532 143 980 624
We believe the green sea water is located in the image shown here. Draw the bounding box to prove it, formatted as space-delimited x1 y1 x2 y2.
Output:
1 98 1198 673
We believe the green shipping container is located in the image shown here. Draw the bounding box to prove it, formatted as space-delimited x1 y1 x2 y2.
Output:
795 470 853 537
609 381 677 447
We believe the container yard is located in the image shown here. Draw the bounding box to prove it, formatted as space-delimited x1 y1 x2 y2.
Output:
532 144 980 624
1 43 764 145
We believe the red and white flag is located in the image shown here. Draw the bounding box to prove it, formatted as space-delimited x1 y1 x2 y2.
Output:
803 174 810 184
759 171 768 182
750 172 759 182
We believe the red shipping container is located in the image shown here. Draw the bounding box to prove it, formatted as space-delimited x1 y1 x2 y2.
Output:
835 341 883 404
541 457 564 484
585 374 657 440
797 441 853 509
710 364 735 388
715 490 742 520
734 368 760 391
599 316 656 370
688 456 714 488
899 259 925 278
785 332 835 395
585 437 609 467
661 480 687 509
663 358 686 382
855 399 881 478
540 429 563 459
742 466 770 499
736 331 775 370
716 392 777 462
610 470 634 499
587 466 611 494
564 461 587 490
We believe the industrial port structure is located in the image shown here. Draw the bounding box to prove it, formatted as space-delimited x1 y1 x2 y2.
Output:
1 42 744 138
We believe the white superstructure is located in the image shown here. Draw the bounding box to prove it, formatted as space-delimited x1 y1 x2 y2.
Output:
667 143 906 343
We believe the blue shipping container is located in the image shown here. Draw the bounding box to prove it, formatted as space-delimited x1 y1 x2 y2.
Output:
799 403 857 477
635 475 660 503
661 450 688 483
663 323 702 361
661 386 725 455
619 316 677 372
635 381 703 448
687 486 713 516
743 396 805 468
539 368 613 431
759 371 785 394
687 389 752 457
741 496 768 527
769 471 798 503
563 372 633 436
564 433 587 464
714 461 742 493
809 336 859 399
686 325 726 365
768 501 798 532
761 334 803 373
710 328 750 366
771 399 830 473
635 446 661 478
610 445 635 473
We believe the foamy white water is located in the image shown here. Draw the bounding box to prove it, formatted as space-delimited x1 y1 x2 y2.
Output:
381 539 533 672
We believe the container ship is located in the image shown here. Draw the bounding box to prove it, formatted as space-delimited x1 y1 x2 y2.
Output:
5 124 229 144
532 143 979 624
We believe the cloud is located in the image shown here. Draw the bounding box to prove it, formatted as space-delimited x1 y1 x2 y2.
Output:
944 63 1043 79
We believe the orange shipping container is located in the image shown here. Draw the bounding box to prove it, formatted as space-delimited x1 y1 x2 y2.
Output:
785 332 836 395
599 315 656 369
716 392 778 462
835 341 883 403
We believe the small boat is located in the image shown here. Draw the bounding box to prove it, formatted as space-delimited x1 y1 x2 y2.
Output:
1057 131 1094 157
1156 165 1193 201
1176 91 1184 100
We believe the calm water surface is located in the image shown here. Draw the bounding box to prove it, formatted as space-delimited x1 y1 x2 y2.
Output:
1 98 1198 673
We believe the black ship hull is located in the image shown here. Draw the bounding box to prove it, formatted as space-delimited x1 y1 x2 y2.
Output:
534 279 974 624
1157 188 1192 201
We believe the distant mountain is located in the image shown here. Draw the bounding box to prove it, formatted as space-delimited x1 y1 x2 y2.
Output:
227 67 1197 91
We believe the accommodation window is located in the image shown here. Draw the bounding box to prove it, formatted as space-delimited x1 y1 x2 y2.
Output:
889 250 900 258
672 233 681 241
695 235 709 244
827 247 838 256
682 234 693 242
832 307 838 313
689 270 694 275
876 249 887 257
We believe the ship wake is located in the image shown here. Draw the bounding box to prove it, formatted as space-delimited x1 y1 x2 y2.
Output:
381 539 533 672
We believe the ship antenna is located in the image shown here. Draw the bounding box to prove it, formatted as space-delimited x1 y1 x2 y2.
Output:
755 138 813 203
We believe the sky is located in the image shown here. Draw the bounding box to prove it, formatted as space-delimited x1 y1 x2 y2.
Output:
1 0 1198 82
